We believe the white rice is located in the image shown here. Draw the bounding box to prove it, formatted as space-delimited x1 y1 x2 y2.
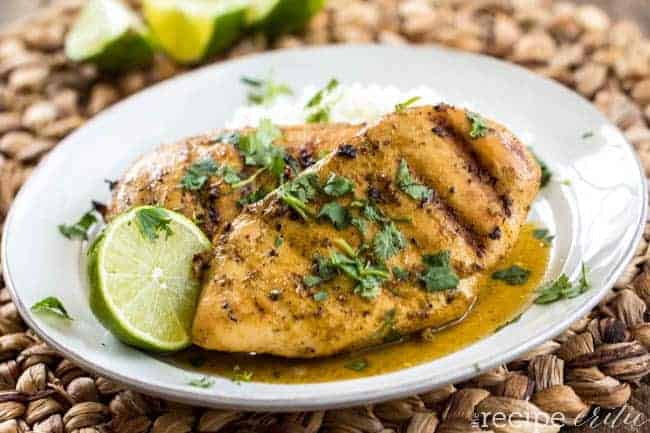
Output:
227 82 444 128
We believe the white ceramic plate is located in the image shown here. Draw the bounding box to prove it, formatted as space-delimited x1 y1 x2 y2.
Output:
2 45 646 411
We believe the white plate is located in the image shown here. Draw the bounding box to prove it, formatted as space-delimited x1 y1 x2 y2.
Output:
2 45 646 411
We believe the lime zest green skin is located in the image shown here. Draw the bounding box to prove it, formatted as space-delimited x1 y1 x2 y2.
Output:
203 8 247 61
88 207 210 353
248 0 326 36
85 30 154 72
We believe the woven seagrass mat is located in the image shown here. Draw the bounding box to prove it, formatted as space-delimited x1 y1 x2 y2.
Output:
1 0 650 432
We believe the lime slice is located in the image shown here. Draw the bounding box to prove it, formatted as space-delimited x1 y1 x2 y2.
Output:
88 206 210 352
246 0 326 35
65 0 154 71
142 0 247 64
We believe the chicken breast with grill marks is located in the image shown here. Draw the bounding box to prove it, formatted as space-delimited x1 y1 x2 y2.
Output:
108 123 362 239
192 104 541 358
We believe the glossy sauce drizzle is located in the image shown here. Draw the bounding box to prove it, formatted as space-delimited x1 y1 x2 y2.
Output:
168 224 550 383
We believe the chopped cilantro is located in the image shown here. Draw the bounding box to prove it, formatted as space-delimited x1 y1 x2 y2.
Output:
236 119 285 180
534 264 590 305
372 222 406 262
305 78 339 123
188 376 213 388
344 358 368 372
280 173 320 220
313 290 329 302
395 96 421 113
318 202 350 229
377 309 401 343
241 75 292 106
274 236 283 248
31 297 72 320
324 246 390 300
180 158 220 190
351 217 367 238
58 210 97 241
491 265 531 285
392 267 409 281
323 173 355 197
530 149 552 188
396 159 433 202
237 188 268 207
213 131 241 145
180 158 243 190
303 275 322 288
231 365 253 383
466 111 488 139
532 228 554 246
136 207 173 241
418 251 460 292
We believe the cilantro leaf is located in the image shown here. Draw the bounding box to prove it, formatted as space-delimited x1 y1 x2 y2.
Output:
351 217 367 238
313 290 328 302
231 365 253 383
305 78 340 124
418 251 460 292
241 75 292 106
395 96 421 113
188 376 214 388
214 131 241 145
180 158 219 190
530 149 552 188
318 202 350 229
31 296 72 320
323 173 354 197
491 265 531 285
136 207 173 241
392 267 409 281
534 265 590 305
58 210 97 241
236 119 285 179
532 228 554 246
344 358 369 372
372 222 406 262
466 111 488 139
321 248 390 300
396 159 433 202
280 174 320 220
237 188 268 207
303 275 322 288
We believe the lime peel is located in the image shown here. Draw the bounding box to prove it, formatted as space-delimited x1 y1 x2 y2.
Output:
88 206 210 352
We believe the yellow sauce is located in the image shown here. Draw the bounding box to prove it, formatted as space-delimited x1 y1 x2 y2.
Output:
166 224 550 383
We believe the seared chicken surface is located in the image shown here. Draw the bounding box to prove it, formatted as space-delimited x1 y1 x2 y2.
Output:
108 123 361 238
192 105 541 358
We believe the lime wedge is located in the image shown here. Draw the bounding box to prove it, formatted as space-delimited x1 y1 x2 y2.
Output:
65 0 154 71
142 0 247 64
246 0 326 35
88 206 210 352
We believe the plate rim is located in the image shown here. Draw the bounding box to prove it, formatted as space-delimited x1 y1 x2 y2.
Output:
2 43 647 411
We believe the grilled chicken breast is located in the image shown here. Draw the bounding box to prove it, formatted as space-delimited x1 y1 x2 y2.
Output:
108 123 361 239
193 104 541 358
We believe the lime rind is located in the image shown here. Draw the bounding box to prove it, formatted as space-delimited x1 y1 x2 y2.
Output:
65 0 153 71
89 207 210 352
246 0 326 35
143 0 247 64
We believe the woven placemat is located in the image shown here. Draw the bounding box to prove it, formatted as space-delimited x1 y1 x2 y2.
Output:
1 1 650 432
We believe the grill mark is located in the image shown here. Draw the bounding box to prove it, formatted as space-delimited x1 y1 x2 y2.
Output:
426 187 487 263
432 119 511 217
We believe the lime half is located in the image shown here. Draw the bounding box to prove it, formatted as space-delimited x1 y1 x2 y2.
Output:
142 0 247 64
246 0 326 35
65 0 153 71
88 206 210 352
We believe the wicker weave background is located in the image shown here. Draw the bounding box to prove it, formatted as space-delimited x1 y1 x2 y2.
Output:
1 1 650 432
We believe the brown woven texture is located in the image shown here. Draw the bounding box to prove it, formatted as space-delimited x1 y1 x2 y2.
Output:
1 0 650 432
